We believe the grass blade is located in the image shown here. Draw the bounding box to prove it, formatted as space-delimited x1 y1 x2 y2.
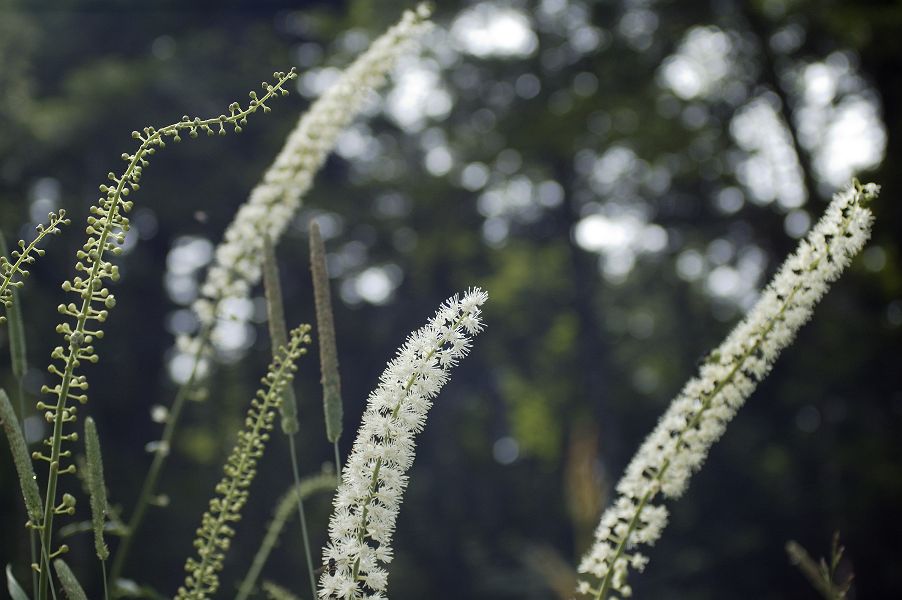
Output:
235 473 337 600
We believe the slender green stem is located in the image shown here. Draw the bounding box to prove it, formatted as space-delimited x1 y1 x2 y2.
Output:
287 436 317 599
333 441 341 477
109 328 210 590
235 474 336 600
101 560 109 600
38 543 58 600
592 207 858 600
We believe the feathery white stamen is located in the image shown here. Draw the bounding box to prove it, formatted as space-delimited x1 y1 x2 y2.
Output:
576 181 878 598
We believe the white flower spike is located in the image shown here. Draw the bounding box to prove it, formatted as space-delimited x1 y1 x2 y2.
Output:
190 4 433 348
319 288 488 600
577 181 879 599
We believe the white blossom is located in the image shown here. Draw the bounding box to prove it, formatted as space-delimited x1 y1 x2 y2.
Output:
188 4 433 352
576 181 879 598
318 288 488 599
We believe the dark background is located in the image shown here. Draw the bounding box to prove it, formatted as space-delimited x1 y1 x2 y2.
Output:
1 0 900 598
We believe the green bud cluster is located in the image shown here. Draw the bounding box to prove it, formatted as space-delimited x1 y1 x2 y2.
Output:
177 325 312 600
32 69 298 586
0 209 70 325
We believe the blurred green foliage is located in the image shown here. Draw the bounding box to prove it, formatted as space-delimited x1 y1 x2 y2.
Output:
1 0 901 598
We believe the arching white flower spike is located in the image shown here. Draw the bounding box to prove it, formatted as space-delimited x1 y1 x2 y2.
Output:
319 288 488 600
576 181 879 599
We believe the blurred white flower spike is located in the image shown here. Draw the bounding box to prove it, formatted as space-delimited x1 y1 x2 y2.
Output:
319 288 488 600
576 181 878 599
190 4 434 353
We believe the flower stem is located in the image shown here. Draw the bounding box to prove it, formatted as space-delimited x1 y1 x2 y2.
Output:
288 435 317 599
109 328 210 590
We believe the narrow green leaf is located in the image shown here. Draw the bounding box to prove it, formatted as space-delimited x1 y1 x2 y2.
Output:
84 417 110 560
0 389 43 523
6 564 31 600
53 559 87 600
262 236 299 435
308 221 343 443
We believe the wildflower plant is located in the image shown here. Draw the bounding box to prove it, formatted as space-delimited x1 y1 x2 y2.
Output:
575 181 879 599
318 288 488 600
33 68 298 599
0 3 889 599
176 325 312 600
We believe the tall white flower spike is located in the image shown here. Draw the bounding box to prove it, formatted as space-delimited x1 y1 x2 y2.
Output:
577 181 879 599
319 288 488 600
188 4 434 351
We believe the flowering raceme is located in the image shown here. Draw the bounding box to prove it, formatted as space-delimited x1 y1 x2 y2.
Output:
318 288 488 600
576 181 879 599
188 4 433 352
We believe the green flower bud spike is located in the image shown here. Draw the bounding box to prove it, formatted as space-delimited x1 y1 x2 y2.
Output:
176 325 312 600
35 68 297 600
0 210 70 325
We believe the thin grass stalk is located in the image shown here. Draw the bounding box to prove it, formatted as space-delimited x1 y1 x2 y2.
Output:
108 326 211 590
235 473 337 600
262 237 316 597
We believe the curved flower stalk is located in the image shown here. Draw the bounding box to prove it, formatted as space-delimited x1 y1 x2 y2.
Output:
33 69 296 600
176 325 312 600
576 181 879 600
0 209 70 325
318 288 488 600
189 3 433 344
